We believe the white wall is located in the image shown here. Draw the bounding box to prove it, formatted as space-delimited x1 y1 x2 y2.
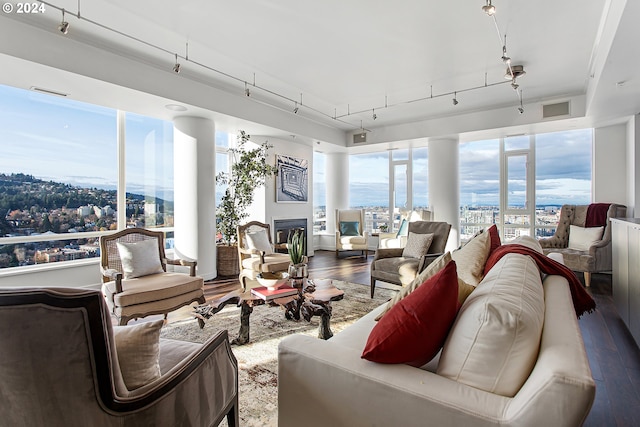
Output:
0 260 101 288
627 114 640 216
594 123 627 205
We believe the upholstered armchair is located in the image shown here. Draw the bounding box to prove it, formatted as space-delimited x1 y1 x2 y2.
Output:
237 221 291 290
370 221 451 297
0 287 238 426
336 209 369 258
100 228 205 326
538 203 626 286
378 209 433 249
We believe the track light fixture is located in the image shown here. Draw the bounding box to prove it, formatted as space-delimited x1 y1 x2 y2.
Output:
501 45 511 65
172 54 181 74
452 92 459 106
372 109 377 120
244 82 250 97
293 102 299 114
58 9 69 34
504 64 526 80
517 90 524 114
510 78 519 90
482 0 496 16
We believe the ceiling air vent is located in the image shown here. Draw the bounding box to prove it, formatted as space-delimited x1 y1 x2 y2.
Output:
353 132 367 144
542 101 570 119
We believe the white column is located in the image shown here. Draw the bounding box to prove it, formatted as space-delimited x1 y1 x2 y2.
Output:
325 152 349 236
428 137 460 251
173 117 216 280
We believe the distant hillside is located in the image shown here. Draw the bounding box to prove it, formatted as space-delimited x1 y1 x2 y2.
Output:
0 173 170 213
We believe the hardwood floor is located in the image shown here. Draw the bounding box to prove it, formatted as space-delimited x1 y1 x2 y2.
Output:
206 250 640 426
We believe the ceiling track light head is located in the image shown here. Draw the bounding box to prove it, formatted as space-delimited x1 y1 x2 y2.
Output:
511 79 519 90
58 9 69 34
502 55 511 64
293 102 299 114
372 109 377 120
482 0 496 16
172 54 181 73
452 92 459 106
505 65 526 80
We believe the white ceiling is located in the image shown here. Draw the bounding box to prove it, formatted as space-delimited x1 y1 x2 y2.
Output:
1 0 639 143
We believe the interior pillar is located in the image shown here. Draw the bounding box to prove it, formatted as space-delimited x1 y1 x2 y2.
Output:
325 152 349 236
173 116 216 280
428 137 460 251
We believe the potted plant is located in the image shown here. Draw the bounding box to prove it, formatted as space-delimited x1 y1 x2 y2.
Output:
287 229 308 284
215 131 277 275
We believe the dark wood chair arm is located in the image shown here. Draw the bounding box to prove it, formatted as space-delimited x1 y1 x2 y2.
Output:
418 253 444 273
101 268 123 293
165 258 198 276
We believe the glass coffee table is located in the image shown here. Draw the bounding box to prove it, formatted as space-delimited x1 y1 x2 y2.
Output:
195 278 344 345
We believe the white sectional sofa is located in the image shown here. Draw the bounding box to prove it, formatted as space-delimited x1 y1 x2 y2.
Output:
278 247 595 427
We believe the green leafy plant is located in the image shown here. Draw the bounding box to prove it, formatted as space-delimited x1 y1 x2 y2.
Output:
287 230 306 265
216 131 277 245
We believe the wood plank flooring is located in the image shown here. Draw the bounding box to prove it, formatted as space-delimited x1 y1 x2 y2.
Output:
206 250 640 426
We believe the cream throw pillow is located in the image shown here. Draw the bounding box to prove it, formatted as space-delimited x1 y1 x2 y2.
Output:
116 239 164 279
246 229 273 255
113 320 164 390
437 254 545 397
375 252 474 321
451 229 491 286
568 225 604 251
402 232 434 259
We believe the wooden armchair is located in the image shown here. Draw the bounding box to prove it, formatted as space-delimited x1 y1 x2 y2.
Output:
237 221 291 290
99 228 205 326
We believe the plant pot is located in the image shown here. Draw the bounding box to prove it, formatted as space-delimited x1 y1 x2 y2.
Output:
216 244 240 276
288 263 308 285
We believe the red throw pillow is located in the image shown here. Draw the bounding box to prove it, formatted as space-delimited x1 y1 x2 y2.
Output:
361 261 459 366
488 224 501 254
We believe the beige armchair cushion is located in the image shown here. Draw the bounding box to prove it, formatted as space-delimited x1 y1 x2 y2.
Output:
339 235 367 245
402 232 434 258
246 228 274 255
116 240 164 279
113 320 164 390
104 272 204 307
568 225 604 251
241 253 291 273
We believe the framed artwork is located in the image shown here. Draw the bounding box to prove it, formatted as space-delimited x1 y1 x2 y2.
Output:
276 154 308 203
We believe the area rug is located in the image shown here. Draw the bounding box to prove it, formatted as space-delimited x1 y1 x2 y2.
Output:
160 280 395 427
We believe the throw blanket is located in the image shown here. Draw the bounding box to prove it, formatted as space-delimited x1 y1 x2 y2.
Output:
484 244 596 318
586 203 610 228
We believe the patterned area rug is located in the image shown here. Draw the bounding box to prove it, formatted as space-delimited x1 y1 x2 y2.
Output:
160 280 395 427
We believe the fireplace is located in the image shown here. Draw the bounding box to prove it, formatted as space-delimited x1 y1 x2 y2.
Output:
273 218 308 255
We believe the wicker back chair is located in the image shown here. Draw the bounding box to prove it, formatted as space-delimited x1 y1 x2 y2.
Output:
237 221 291 290
99 228 205 326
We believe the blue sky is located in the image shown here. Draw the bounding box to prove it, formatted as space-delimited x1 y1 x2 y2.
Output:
1 83 592 208
0 84 174 201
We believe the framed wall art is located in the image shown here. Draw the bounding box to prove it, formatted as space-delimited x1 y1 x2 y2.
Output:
276 154 308 203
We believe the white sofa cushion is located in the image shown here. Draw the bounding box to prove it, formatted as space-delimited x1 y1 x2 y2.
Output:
437 253 545 397
505 235 543 253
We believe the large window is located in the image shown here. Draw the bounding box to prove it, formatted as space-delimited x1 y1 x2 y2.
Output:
459 129 592 241
0 84 174 269
313 151 326 233
349 147 428 233
349 152 390 233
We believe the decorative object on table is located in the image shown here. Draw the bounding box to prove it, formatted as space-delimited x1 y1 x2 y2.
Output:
276 154 309 202
251 282 298 300
379 224 388 232
287 229 308 285
215 130 277 275
256 271 290 290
